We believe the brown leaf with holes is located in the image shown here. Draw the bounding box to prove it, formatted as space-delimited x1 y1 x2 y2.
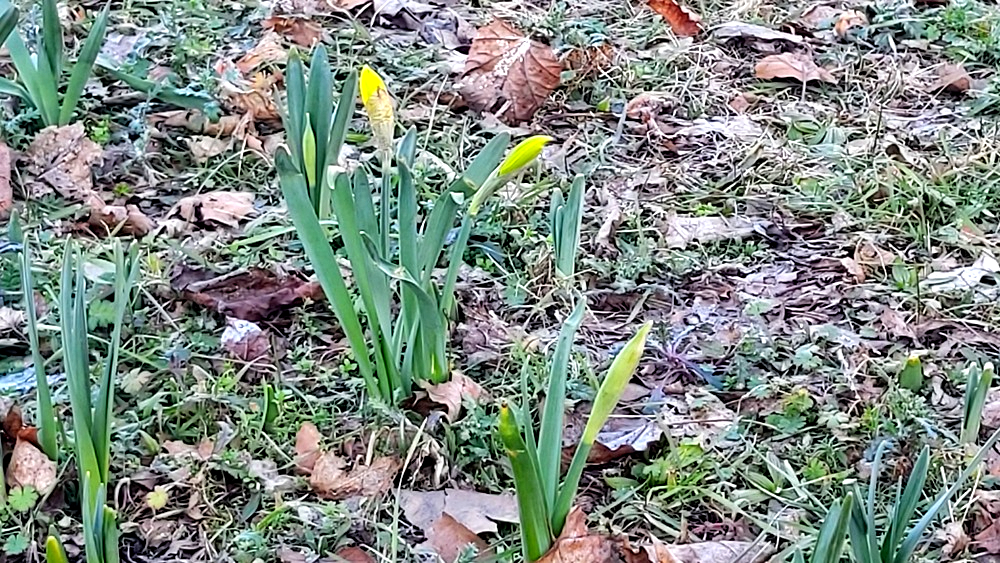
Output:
459 19 561 123
647 0 702 36
263 16 326 47
172 191 255 228
6 438 57 495
309 454 400 500
172 267 325 321
295 422 322 473
755 52 836 83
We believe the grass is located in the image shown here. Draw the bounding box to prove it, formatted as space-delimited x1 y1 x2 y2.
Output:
3 0 1000 558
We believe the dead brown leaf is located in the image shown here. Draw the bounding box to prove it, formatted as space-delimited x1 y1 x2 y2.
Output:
422 371 484 422
172 191 255 229
647 0 702 37
537 507 621 562
425 513 491 562
0 142 10 217
22 123 102 202
841 257 865 283
309 454 400 500
6 438 57 495
221 317 270 360
754 52 836 83
216 61 283 122
163 438 216 461
295 422 322 473
186 136 233 164
459 19 561 123
661 213 767 249
236 33 289 75
834 9 867 38
172 267 324 321
928 63 974 94
797 4 839 29
333 547 376 563
21 124 154 236
263 16 326 47
648 540 772 563
148 110 243 136
400 488 518 535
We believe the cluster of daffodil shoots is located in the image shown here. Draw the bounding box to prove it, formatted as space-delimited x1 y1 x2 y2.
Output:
276 53 552 404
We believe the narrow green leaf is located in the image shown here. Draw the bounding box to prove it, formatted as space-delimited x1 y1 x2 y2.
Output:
895 426 1000 563
882 446 928 559
0 6 19 50
102 505 120 563
306 46 333 206
397 157 418 277
21 242 58 461
41 0 61 78
963 363 994 443
283 49 306 167
327 69 357 166
60 2 109 125
32 47 61 125
811 493 853 563
552 321 650 534
537 301 586 509
0 77 29 99
98 63 218 114
499 404 553 562
277 151 379 399
3 13 59 125
419 133 510 278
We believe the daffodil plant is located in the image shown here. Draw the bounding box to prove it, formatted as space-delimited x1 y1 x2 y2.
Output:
276 56 550 403
499 312 651 561
850 428 1000 563
47 240 140 563
550 175 584 280
0 0 110 126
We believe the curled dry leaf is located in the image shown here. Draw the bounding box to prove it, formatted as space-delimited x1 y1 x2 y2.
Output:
0 306 25 333
459 19 562 124
294 422 322 473
221 317 270 360
6 438 58 495
754 52 836 83
172 191 255 229
309 453 400 500
645 539 772 563
647 0 702 37
216 60 283 122
834 9 867 38
149 110 243 136
422 371 484 422
171 267 325 321
263 16 326 47
235 33 289 75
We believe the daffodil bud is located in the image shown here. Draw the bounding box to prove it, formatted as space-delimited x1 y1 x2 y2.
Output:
302 114 317 188
359 66 395 153
468 136 554 216
497 135 553 177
